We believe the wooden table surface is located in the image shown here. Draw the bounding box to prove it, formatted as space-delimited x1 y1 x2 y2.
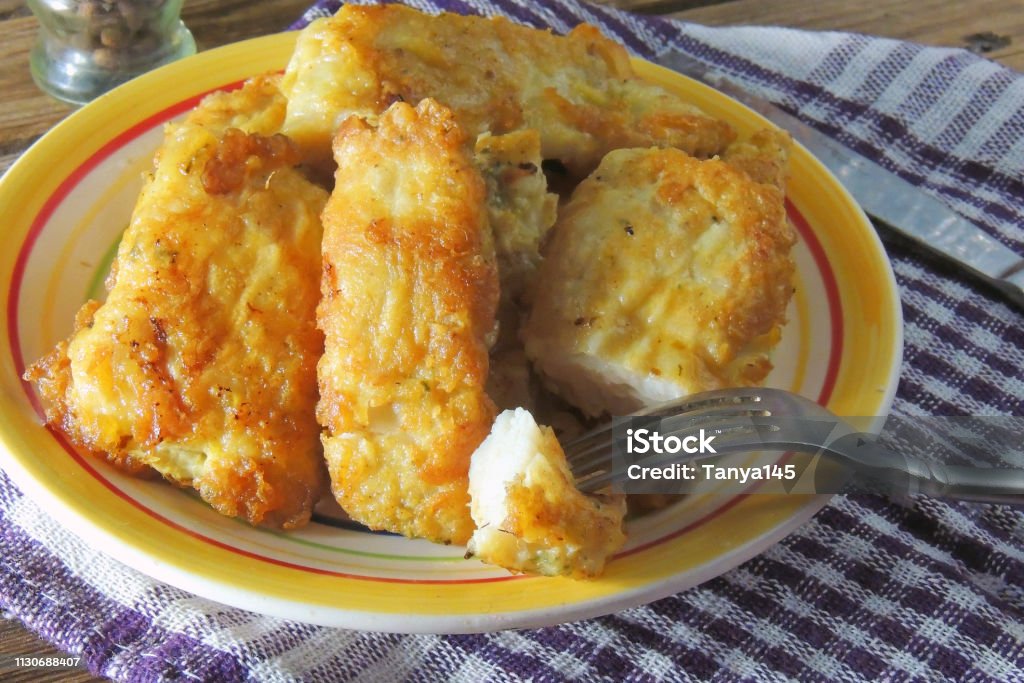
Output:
0 0 1019 680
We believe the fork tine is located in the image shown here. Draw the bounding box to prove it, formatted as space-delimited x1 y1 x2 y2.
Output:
563 388 836 491
569 419 776 492
563 427 614 464
577 418 842 492
652 408 772 436
565 408 772 470
634 388 769 419
563 391 772 465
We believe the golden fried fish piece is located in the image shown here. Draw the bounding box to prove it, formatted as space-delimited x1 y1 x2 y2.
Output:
282 3 734 174
467 408 626 579
722 128 793 190
474 130 558 417
183 72 288 135
474 129 557 313
316 99 498 545
24 79 329 528
523 131 796 417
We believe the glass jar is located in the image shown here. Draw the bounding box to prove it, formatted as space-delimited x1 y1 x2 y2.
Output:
27 0 197 105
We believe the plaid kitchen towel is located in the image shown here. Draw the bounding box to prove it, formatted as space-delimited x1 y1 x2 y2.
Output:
2 0 1023 680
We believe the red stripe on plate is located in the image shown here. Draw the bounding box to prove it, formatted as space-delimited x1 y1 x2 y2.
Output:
787 199 844 407
44 424 527 585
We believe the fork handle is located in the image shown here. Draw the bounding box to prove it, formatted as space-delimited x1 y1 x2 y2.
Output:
741 437 1024 505
902 459 1024 505
748 432 1024 505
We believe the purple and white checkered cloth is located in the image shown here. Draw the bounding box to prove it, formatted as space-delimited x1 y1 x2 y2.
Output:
3 0 1023 680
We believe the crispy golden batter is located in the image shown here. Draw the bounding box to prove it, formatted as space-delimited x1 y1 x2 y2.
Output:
475 129 557 313
281 4 734 174
467 408 626 578
523 132 795 416
24 79 329 528
486 348 537 413
316 99 498 545
183 73 288 134
722 129 793 190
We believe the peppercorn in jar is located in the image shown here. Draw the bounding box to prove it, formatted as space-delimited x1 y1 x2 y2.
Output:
27 0 196 104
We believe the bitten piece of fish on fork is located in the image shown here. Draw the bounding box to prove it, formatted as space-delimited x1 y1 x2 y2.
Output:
466 408 627 579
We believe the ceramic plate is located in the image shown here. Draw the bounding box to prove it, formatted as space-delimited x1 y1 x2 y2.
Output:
0 33 903 632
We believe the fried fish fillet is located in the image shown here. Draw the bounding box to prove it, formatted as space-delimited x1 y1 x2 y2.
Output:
24 79 329 528
467 408 626 578
281 3 734 174
316 99 498 545
722 128 793 190
523 131 795 417
474 129 558 314
183 73 288 135
475 130 557 422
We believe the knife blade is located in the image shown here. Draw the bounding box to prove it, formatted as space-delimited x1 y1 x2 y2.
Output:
652 50 1024 309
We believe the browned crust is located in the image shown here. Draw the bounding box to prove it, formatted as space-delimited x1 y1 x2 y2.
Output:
316 99 498 544
283 4 735 174
23 80 329 529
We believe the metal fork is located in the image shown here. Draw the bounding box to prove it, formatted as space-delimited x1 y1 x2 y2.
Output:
566 387 1024 504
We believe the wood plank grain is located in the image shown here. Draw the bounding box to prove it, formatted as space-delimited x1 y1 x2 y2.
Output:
0 16 73 155
599 0 732 13
0 617 96 682
184 0 312 49
666 0 1024 71
0 0 314 162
